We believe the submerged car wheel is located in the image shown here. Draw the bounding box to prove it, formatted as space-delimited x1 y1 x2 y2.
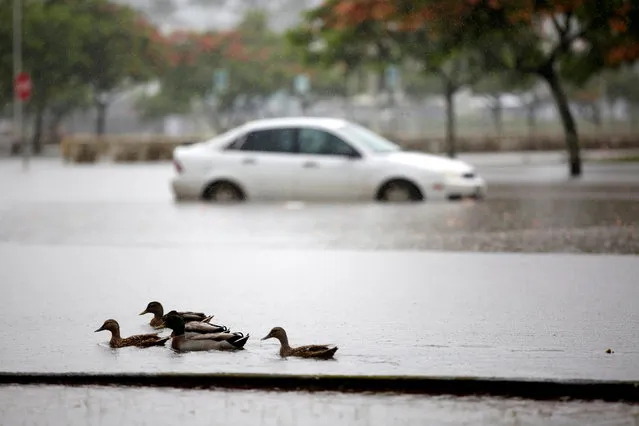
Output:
203 181 245 203
377 179 423 203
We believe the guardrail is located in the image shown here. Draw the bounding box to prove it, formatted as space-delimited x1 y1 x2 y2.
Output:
58 133 639 164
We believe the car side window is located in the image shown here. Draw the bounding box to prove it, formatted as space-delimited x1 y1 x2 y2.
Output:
298 128 359 157
238 128 296 153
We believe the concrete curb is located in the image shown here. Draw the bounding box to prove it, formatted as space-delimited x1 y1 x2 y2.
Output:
1 373 638 402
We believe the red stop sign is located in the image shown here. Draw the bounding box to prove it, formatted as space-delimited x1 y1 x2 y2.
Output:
15 72 32 101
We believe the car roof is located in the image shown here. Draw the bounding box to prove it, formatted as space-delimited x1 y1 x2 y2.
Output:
240 117 350 132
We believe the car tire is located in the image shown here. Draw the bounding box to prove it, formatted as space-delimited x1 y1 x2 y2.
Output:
203 181 245 203
377 179 423 203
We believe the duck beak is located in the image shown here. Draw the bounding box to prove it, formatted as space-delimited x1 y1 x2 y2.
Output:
260 334 271 341
139 310 147 316
94 326 104 332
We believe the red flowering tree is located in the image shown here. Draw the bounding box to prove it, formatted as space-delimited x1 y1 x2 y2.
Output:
289 0 497 157
138 10 349 128
293 0 639 176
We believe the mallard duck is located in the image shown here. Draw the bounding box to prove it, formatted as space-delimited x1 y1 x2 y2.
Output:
139 301 213 329
261 327 338 359
95 319 169 349
178 320 231 338
163 314 249 352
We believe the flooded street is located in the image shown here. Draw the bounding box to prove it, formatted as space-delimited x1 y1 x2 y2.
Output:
0 158 638 253
1 156 638 424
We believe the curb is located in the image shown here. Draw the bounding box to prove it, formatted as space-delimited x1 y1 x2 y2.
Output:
1 373 638 403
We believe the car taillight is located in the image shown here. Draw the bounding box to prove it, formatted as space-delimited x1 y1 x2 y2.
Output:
173 159 183 174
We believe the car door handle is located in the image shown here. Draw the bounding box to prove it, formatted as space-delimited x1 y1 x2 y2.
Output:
242 158 256 165
302 161 318 168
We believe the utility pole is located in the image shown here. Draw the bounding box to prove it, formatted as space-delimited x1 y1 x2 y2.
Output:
13 0 28 170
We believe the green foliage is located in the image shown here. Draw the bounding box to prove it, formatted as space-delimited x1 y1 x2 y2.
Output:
606 66 639 105
0 0 164 131
134 7 351 120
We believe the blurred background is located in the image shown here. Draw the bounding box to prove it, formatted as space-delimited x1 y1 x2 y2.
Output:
1 0 637 163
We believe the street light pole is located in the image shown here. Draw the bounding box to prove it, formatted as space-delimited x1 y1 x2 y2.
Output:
13 0 28 171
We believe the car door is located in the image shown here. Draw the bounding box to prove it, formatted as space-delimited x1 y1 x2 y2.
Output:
222 127 299 200
293 127 368 201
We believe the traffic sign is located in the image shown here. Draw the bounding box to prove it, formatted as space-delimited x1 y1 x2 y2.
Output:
15 72 32 101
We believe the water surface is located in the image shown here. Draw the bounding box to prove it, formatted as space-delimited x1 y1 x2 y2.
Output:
1 245 637 380
2 385 638 426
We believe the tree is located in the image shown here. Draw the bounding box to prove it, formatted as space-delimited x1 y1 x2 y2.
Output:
288 0 492 157
606 65 639 130
0 0 91 153
75 1 165 136
471 72 536 136
135 9 349 129
409 0 639 176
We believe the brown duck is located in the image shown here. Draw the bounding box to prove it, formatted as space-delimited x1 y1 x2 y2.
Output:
139 301 213 329
261 327 338 359
95 319 170 349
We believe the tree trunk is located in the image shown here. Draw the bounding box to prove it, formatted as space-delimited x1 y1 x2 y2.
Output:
526 99 537 137
541 68 581 177
31 102 45 155
48 113 64 145
592 103 602 131
444 82 457 158
95 101 108 136
490 94 503 136
630 103 638 131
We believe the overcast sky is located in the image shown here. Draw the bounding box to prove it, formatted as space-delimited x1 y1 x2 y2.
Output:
116 0 322 32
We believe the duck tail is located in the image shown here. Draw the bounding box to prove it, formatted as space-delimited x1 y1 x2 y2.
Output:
323 346 338 359
154 337 171 347
229 333 250 349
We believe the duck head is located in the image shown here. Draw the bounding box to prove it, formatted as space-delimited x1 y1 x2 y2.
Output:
95 319 120 334
140 301 164 318
163 313 186 335
261 327 287 342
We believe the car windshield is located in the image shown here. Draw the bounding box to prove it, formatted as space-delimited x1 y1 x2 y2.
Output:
340 123 402 153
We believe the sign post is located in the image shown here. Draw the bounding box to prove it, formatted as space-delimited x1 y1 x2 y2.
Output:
213 69 228 95
294 74 310 115
13 0 29 170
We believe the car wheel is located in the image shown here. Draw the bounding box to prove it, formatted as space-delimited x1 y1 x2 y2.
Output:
203 181 244 203
378 180 423 202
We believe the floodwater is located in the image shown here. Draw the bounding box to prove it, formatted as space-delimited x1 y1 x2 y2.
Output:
2 385 639 426
1 245 638 379
1 157 639 425
0 159 637 254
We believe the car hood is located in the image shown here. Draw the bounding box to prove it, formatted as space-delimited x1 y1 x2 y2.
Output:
384 151 474 173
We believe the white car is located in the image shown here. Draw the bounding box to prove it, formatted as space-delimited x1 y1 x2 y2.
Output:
171 117 487 203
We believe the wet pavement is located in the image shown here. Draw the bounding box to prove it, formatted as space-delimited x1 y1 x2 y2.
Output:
0 156 638 424
2 385 639 426
0 158 637 254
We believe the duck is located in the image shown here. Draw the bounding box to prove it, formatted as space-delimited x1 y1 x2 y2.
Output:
139 301 213 329
95 319 170 349
163 314 249 352
174 319 231 338
261 327 338 359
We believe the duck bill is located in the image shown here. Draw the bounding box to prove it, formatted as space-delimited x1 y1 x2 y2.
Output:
94 326 104 332
260 335 271 341
139 310 148 316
